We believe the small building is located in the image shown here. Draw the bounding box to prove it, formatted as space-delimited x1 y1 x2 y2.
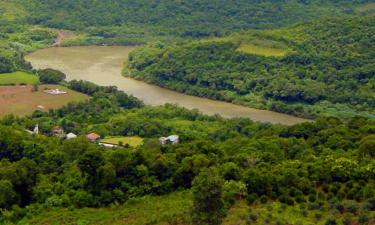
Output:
98 142 117 149
159 135 179 145
52 126 65 137
66 132 77 140
86 133 101 142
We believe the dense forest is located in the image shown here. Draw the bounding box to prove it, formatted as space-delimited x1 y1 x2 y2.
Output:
1 0 371 44
0 80 374 224
127 16 375 119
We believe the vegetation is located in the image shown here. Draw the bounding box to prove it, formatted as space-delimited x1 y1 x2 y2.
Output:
128 16 375 119
0 1 374 224
37 69 66 84
18 0 373 42
100 136 144 148
18 192 192 225
0 71 39 85
0 81 374 224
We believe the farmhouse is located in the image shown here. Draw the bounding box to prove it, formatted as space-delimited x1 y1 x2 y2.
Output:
86 132 101 142
159 135 179 145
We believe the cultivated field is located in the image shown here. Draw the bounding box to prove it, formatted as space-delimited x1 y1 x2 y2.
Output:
0 84 89 116
0 71 39 85
101 136 144 147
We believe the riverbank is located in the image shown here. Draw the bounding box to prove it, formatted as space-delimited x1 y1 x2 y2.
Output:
25 46 311 125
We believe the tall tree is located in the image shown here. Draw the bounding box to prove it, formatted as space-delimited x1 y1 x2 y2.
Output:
191 167 226 225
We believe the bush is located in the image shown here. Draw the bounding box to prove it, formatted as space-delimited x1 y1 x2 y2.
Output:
38 68 66 84
324 218 337 225
365 197 375 210
358 214 369 225
246 193 258 205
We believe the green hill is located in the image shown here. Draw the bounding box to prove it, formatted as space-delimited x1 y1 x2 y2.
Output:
11 0 374 41
127 16 375 119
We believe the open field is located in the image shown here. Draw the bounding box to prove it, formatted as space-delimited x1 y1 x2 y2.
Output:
237 42 289 57
101 136 144 147
19 192 192 225
0 85 89 116
0 71 39 85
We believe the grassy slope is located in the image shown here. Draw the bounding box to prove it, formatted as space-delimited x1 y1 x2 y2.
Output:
18 192 192 225
18 195 375 225
0 71 39 85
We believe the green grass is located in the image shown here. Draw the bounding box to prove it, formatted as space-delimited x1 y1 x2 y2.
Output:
237 42 289 57
203 34 290 57
0 71 39 85
101 136 144 147
19 191 192 225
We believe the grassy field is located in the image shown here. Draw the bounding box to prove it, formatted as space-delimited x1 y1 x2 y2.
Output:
18 192 192 225
236 42 289 57
0 72 39 85
0 85 89 116
101 136 144 147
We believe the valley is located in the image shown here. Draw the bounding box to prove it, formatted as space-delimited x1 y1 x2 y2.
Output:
0 1 374 225
26 46 309 125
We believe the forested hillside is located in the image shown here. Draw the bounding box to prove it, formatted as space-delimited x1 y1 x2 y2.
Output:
128 16 375 119
1 1 375 224
0 81 374 224
10 0 373 40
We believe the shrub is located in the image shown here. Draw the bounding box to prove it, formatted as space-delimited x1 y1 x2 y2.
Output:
246 193 258 205
38 68 66 84
365 197 375 210
324 218 337 225
358 214 369 225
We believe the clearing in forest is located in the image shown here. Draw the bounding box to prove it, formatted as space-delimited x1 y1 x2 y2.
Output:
101 136 144 147
236 42 289 57
0 85 89 116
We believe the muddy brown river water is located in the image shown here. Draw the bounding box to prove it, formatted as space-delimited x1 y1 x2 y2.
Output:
26 46 310 125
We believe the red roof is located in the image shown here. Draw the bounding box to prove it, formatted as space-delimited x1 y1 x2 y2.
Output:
86 133 101 141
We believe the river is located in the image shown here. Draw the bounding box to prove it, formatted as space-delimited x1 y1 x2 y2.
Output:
25 46 310 125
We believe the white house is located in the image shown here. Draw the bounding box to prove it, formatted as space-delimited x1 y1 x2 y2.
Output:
159 135 179 145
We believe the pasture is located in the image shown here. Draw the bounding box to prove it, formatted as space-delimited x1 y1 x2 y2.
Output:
0 84 89 116
0 71 39 85
237 42 288 57
101 136 144 147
